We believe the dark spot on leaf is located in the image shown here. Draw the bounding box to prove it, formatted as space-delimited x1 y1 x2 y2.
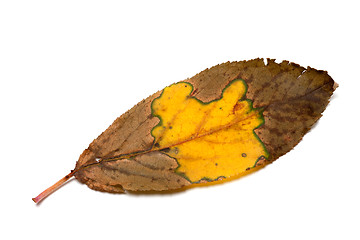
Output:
246 167 251 171
161 147 171 153
242 153 247 157
154 143 160 148
215 163 218 166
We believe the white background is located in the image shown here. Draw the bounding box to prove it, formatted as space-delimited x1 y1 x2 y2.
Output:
1 1 359 239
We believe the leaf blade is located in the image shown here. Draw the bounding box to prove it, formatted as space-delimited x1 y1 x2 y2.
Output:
72 58 336 193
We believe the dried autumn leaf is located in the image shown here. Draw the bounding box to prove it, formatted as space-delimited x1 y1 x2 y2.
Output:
33 58 337 203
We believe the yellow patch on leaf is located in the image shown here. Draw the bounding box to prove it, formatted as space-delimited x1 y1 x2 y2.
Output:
151 80 268 183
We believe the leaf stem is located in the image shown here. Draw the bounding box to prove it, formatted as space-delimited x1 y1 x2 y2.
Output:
32 170 75 204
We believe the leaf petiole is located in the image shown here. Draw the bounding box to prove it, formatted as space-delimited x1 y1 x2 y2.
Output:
32 171 75 204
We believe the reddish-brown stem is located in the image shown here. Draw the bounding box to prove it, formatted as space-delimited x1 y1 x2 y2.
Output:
32 171 75 204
